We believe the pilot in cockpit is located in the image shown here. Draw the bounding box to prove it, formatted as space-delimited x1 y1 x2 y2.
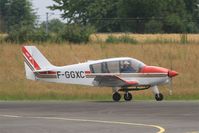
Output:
121 61 136 73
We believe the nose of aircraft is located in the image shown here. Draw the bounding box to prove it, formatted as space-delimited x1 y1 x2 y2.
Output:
141 66 178 77
168 70 178 77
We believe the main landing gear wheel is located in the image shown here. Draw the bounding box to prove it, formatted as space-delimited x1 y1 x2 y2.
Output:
112 92 121 102
155 93 164 101
124 92 132 101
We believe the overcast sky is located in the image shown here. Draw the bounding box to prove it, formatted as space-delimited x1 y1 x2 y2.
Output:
31 0 64 23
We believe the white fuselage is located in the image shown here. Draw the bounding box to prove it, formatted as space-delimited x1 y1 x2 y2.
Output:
35 61 169 87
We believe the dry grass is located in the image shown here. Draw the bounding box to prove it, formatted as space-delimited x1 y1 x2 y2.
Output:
0 35 199 100
0 33 7 42
90 33 199 44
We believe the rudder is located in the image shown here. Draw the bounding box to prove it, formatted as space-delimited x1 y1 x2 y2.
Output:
22 46 54 80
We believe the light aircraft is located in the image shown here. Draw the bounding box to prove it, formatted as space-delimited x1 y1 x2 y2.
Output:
22 46 178 102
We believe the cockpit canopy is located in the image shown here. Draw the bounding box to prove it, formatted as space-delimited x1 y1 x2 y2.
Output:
89 58 145 73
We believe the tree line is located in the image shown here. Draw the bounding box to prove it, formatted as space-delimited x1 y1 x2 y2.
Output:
50 0 199 33
0 0 199 43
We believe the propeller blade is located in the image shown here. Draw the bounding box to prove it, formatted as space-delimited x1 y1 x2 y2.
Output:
168 78 173 95
169 52 173 95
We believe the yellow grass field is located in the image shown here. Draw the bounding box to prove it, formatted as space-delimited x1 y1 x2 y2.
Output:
0 34 199 100
0 33 7 42
90 33 199 44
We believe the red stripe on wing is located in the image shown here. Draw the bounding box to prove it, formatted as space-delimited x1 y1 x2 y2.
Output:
125 81 138 85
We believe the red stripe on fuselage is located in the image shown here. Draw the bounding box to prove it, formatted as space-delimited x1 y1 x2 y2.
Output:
22 46 40 70
85 71 91 74
39 71 57 75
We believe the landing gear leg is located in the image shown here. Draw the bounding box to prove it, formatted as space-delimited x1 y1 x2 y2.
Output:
151 86 164 101
124 92 132 101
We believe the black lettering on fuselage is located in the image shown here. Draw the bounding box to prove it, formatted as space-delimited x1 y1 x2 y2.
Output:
65 71 70 78
70 71 75 78
75 71 81 78
80 71 84 78
64 71 85 78
57 71 61 79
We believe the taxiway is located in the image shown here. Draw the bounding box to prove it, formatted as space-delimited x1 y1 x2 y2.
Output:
0 101 198 133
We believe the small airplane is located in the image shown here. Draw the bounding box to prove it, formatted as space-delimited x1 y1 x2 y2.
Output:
22 46 178 102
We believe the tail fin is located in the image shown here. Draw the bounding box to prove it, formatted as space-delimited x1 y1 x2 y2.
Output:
22 46 54 80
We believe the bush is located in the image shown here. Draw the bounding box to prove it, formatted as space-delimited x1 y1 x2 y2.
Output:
6 23 95 44
40 19 65 34
105 35 137 44
180 34 188 44
145 20 163 33
164 14 185 33
105 35 118 43
6 24 34 43
6 25 51 43
186 22 199 33
59 24 95 43
31 28 51 43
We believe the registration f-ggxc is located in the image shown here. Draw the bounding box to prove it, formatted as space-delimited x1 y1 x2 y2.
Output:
22 46 178 102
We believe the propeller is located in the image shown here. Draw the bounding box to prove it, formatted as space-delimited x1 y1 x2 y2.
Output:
168 77 173 95
168 48 173 95
168 70 178 95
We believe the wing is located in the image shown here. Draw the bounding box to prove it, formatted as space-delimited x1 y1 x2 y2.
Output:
88 74 138 87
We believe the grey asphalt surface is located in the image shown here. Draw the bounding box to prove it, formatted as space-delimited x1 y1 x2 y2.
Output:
0 101 199 133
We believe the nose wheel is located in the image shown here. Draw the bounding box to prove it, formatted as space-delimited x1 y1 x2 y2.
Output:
124 92 132 101
155 93 164 101
151 86 164 101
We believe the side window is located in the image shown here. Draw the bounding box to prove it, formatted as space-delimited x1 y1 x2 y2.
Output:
101 62 109 73
90 63 101 73
90 61 121 73
107 61 120 73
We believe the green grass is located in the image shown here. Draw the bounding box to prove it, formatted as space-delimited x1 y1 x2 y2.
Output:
0 91 198 101
105 35 137 44
0 93 112 101
144 38 177 44
143 34 189 44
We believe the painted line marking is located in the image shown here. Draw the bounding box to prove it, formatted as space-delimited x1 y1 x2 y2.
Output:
0 115 21 118
0 114 165 133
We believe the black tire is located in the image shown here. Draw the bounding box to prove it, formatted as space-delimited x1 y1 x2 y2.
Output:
124 92 132 101
112 92 121 102
155 93 164 101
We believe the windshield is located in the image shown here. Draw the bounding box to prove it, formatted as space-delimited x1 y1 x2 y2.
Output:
120 59 145 73
130 59 145 71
